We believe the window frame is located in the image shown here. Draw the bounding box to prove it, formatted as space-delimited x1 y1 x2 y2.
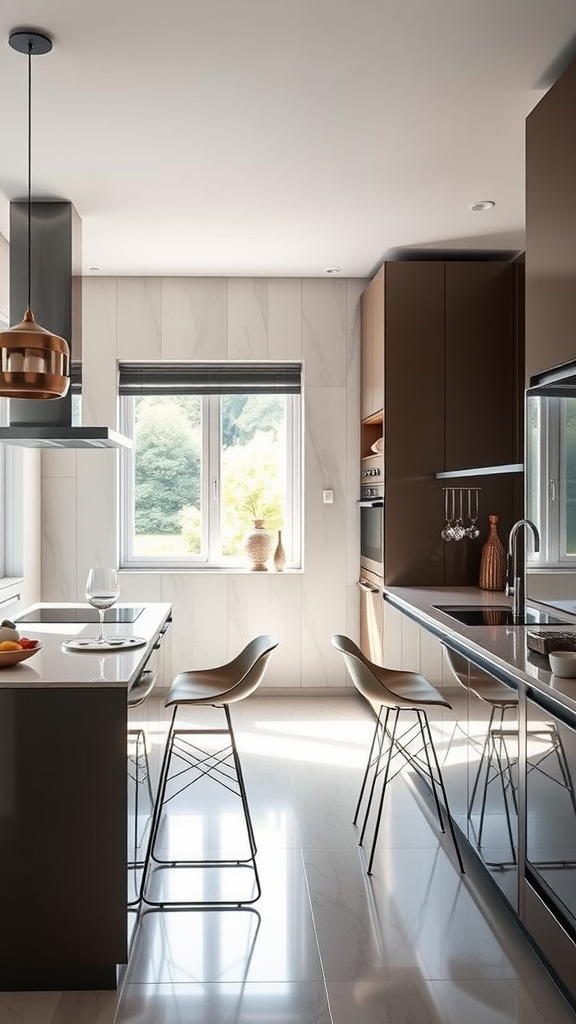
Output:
118 363 302 571
526 393 576 567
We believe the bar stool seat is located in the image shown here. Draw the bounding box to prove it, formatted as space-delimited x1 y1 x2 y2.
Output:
140 634 278 909
331 634 464 874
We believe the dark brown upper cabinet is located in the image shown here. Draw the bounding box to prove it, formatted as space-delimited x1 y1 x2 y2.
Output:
360 259 524 587
526 56 576 381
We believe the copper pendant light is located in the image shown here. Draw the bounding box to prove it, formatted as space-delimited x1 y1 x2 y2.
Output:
0 30 70 400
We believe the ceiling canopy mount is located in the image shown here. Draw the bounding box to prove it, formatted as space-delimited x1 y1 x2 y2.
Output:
8 30 53 56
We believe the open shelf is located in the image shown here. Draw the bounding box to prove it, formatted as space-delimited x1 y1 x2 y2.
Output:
435 462 524 479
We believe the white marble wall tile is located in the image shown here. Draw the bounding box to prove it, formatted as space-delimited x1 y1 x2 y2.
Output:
75 451 118 596
268 279 302 359
161 278 228 359
114 572 169 682
41 449 77 479
345 279 364 590
161 572 229 677
228 278 269 359
14 449 41 603
227 572 302 689
302 385 348 686
82 278 118 425
41 477 77 601
302 279 347 387
117 278 162 359
116 572 163 604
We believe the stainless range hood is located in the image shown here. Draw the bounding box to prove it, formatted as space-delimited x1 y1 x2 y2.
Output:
0 201 131 449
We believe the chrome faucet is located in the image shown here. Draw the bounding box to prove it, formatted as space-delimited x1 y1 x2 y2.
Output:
506 519 540 620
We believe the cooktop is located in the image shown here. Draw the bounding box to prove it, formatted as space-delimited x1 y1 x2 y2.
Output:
15 606 144 624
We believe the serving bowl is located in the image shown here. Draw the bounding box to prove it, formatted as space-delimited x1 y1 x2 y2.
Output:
549 650 576 678
0 641 43 668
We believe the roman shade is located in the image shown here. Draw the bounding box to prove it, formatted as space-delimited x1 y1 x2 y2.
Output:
118 362 302 396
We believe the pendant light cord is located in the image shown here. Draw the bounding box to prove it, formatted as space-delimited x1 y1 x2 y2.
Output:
27 39 32 313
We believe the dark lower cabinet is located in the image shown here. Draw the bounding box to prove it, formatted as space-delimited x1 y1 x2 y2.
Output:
524 687 576 996
0 687 127 990
440 645 576 1007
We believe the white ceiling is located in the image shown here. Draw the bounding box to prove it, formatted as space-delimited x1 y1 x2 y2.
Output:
1 0 576 278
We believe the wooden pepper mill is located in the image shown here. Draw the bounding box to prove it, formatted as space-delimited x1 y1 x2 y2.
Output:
479 514 506 591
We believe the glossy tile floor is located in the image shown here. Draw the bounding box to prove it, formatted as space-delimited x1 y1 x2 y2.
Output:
3 691 576 1024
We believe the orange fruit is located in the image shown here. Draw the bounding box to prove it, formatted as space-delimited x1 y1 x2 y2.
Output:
0 640 22 651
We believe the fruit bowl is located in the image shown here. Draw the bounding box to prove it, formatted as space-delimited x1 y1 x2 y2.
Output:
0 641 43 668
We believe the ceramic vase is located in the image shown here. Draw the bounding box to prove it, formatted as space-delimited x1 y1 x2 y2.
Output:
273 529 286 571
479 514 506 591
242 519 273 571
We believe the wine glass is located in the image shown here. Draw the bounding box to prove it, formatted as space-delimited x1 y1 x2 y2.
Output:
85 568 120 644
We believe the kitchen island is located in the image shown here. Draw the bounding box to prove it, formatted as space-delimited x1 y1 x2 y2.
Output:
0 602 172 991
384 585 576 1007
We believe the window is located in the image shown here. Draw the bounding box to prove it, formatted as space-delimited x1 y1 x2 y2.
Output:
526 393 576 565
119 362 302 569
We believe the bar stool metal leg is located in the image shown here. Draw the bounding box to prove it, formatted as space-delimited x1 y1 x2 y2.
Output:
139 635 278 909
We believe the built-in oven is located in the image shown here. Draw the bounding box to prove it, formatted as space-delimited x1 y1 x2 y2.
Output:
359 455 384 577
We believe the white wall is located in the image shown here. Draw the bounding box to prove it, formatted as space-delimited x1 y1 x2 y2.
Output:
40 276 366 689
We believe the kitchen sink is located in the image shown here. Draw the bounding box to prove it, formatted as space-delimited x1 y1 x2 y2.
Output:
434 604 571 627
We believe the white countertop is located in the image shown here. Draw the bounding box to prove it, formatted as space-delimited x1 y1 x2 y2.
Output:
383 585 576 711
0 602 172 688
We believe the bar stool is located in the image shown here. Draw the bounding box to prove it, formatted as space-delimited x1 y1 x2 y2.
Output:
442 645 576 863
140 634 278 908
127 669 157 908
331 634 464 874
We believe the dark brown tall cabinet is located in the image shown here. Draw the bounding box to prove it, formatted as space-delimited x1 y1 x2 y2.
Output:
361 259 524 588
526 56 576 379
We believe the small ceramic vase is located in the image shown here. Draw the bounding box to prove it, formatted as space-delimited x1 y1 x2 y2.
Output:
242 519 273 571
479 514 506 591
273 529 286 571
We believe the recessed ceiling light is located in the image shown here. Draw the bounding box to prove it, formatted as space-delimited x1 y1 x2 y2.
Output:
469 200 495 212
325 266 341 275
86 265 103 273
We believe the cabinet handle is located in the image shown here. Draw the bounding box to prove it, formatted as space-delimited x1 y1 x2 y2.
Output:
358 580 379 593
550 478 556 503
